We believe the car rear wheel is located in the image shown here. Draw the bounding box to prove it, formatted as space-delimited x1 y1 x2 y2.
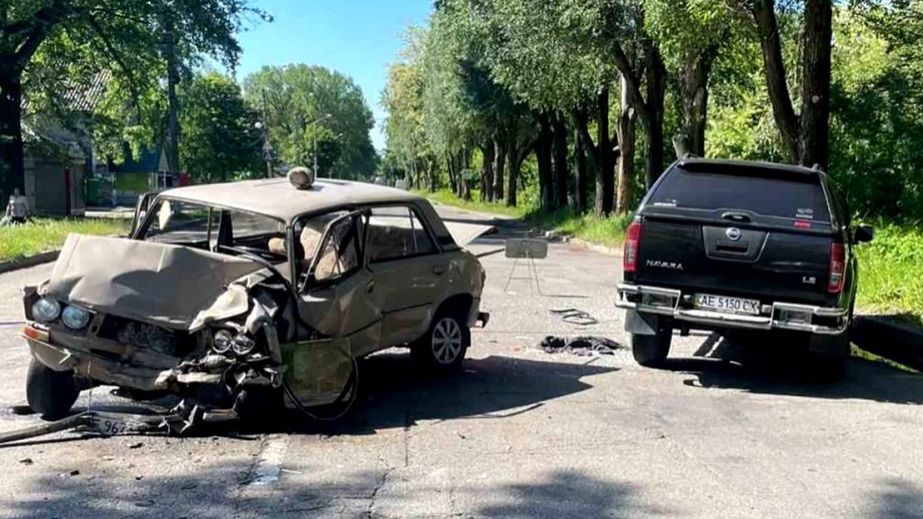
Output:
26 358 79 420
412 310 470 374
631 321 673 368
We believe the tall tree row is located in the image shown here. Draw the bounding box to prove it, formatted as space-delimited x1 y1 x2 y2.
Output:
385 0 923 221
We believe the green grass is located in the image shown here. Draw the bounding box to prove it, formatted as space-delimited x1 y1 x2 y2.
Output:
0 218 130 263
420 189 631 248
854 221 923 325
421 189 529 218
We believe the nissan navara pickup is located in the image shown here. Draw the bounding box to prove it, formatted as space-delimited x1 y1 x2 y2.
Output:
616 159 874 380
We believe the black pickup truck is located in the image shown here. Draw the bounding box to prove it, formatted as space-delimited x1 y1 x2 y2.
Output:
616 159 874 380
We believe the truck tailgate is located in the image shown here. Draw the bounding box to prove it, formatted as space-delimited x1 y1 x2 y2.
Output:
635 217 832 305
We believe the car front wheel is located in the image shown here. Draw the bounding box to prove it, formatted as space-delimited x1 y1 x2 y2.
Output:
412 310 470 374
26 358 79 420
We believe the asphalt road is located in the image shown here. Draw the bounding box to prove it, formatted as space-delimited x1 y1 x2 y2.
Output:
0 204 921 518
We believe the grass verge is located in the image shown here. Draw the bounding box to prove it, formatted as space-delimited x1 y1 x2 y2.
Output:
853 221 923 325
421 189 632 248
0 218 130 263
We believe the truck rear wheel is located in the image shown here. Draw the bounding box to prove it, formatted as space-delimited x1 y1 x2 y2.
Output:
26 358 79 420
809 331 850 382
631 324 673 368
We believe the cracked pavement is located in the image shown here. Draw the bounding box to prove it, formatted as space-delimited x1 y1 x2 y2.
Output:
0 204 921 517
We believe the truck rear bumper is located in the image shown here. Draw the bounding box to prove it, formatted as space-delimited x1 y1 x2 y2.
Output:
616 283 848 335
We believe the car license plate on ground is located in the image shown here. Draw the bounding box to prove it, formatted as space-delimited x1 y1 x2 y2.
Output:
693 293 761 315
89 416 136 436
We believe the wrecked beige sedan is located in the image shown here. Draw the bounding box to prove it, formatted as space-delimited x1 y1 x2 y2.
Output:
22 177 489 420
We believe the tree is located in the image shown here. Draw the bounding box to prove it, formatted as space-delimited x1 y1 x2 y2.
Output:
179 72 262 182
243 65 377 179
645 0 737 157
0 0 258 205
381 29 438 190
729 0 834 170
478 0 617 212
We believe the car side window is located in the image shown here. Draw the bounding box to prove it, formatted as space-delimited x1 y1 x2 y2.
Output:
365 206 437 263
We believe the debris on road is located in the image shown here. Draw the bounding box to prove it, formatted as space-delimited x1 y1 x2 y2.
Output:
18 457 33 465
549 308 598 326
0 400 231 446
541 336 622 356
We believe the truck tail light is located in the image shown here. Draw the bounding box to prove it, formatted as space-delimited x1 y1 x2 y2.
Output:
623 221 642 273
828 242 845 294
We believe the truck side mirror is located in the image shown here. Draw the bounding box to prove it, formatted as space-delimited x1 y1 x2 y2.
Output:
854 224 874 244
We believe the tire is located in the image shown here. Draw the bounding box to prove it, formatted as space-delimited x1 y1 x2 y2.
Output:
411 308 470 374
233 386 284 422
631 321 673 368
26 358 79 420
809 331 850 383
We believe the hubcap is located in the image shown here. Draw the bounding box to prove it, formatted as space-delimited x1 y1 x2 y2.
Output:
432 317 463 365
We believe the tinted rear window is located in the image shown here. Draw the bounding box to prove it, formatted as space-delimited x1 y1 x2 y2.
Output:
648 167 830 221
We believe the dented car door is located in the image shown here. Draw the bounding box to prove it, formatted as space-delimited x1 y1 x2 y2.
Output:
295 211 382 357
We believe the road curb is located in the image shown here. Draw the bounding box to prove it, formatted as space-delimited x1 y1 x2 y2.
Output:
0 251 59 275
852 315 923 371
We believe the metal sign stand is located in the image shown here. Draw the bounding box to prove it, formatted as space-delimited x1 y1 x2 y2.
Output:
503 238 548 295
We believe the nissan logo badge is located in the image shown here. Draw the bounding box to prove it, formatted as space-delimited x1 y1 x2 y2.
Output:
726 227 742 241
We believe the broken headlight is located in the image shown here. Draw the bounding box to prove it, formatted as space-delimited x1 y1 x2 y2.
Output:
32 297 61 323
61 305 91 330
213 329 234 354
231 335 256 356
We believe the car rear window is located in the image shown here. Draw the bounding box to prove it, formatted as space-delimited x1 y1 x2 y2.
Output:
648 167 830 221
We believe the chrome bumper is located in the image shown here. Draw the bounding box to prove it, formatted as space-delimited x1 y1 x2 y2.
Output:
616 283 848 335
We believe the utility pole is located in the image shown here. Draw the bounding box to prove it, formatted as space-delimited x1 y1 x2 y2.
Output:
305 113 331 176
162 9 181 184
259 90 273 178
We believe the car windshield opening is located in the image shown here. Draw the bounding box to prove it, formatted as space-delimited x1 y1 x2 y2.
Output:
140 199 286 260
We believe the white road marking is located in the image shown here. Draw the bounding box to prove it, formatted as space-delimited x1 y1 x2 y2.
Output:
248 435 288 485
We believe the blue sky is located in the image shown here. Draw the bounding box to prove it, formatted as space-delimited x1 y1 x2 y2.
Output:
234 0 434 150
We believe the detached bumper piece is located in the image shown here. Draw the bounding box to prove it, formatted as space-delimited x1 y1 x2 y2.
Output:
0 400 236 446
616 283 848 335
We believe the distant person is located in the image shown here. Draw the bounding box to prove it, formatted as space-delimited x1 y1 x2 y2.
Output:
1 188 29 226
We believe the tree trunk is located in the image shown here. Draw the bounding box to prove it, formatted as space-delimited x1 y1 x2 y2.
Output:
493 135 505 202
753 0 801 164
163 13 182 174
573 107 600 214
801 0 832 171
507 150 520 208
616 75 636 213
446 157 455 194
574 127 588 213
536 112 554 211
681 45 717 157
643 46 667 189
552 112 569 208
595 89 615 216
0 75 25 206
480 141 494 201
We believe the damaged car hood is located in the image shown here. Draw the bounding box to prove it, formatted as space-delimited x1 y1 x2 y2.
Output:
42 234 263 330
